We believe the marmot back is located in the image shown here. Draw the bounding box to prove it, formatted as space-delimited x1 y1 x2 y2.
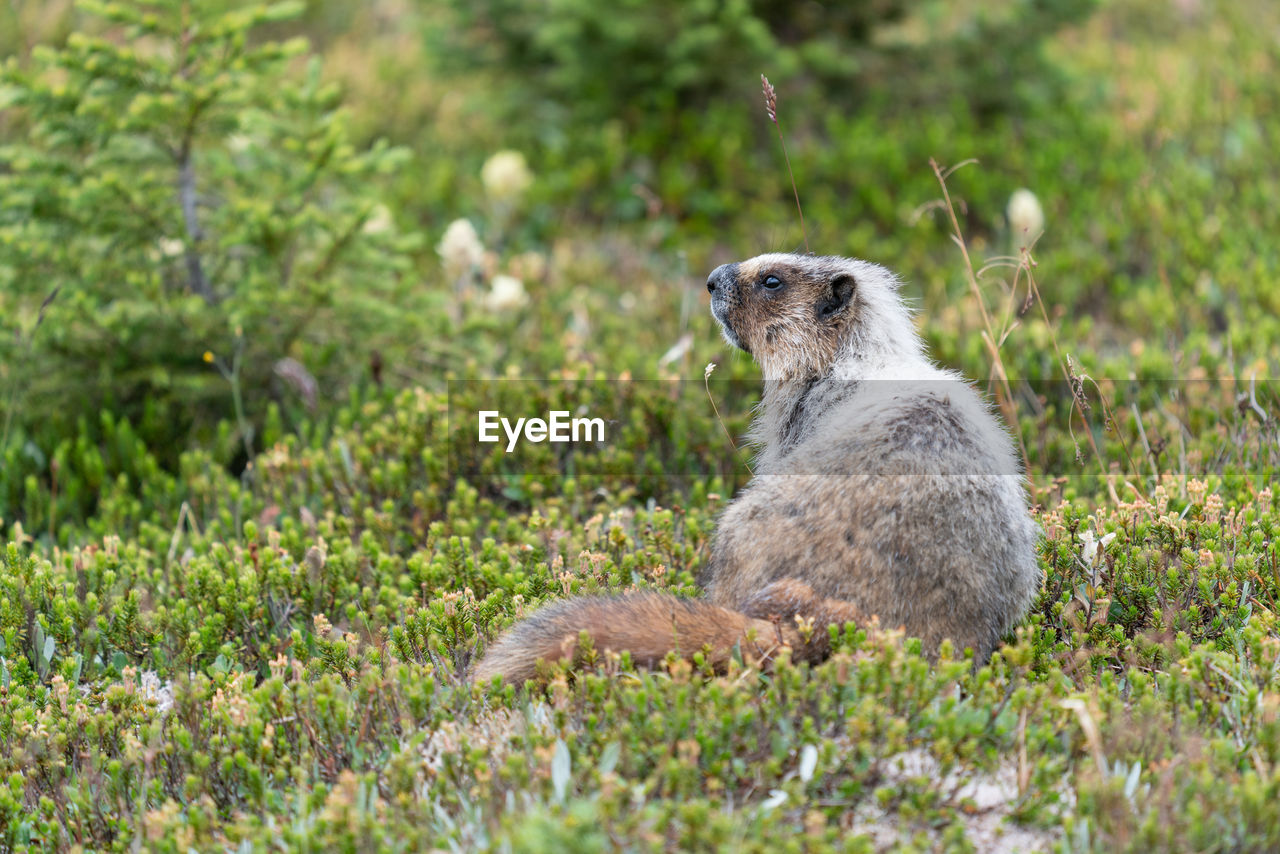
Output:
473 254 1040 686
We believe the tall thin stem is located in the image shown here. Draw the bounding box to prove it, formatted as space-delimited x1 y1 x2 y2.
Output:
762 76 808 254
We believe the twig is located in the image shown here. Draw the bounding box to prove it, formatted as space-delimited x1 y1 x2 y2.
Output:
177 142 214 304
174 5 216 305
1248 373 1269 422
1130 402 1161 479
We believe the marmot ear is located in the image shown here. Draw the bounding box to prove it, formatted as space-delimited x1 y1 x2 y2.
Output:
818 273 855 319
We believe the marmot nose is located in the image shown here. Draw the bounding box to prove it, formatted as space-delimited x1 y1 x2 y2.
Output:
707 263 738 294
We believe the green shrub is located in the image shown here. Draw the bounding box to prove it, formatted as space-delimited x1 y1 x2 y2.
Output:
431 0 1097 226
2 1 1280 849
0 0 422 474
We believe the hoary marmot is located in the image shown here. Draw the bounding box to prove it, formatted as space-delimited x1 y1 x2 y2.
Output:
473 253 1040 685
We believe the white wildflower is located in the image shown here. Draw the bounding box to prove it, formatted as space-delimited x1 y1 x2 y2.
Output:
139 670 174 716
1079 529 1116 568
484 274 527 311
481 150 533 202
761 789 789 810
437 218 484 279
1079 529 1096 566
158 238 185 258
1007 188 1045 240
798 744 818 782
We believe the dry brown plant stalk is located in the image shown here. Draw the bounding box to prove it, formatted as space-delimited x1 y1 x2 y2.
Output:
929 159 1140 487
762 75 808 254
705 362 753 477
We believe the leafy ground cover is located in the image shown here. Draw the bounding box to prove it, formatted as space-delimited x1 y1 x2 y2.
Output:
2 0 1280 850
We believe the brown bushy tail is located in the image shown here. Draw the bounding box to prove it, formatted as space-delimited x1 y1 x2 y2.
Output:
472 592 798 687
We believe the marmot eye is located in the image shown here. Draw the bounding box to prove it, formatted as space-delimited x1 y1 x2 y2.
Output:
763 275 782 289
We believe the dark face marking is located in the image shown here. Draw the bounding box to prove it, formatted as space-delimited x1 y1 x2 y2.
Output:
817 273 855 320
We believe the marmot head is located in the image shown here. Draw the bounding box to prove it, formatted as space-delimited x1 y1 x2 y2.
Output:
707 253 918 380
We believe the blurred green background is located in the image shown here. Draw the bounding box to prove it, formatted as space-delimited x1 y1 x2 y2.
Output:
2 0 1278 530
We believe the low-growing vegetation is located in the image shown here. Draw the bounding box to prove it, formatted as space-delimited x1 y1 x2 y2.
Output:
2 0 1279 850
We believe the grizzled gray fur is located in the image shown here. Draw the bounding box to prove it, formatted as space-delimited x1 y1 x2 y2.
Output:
473 253 1041 685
